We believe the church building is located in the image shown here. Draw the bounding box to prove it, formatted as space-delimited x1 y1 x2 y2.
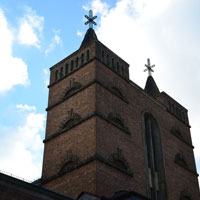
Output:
0 10 199 200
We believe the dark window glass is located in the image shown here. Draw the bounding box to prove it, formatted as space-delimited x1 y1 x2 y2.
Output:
55 70 58 81
107 54 110 66
60 67 63 78
102 51 104 61
117 62 120 72
71 60 74 71
76 57 79 68
87 50 89 61
121 66 124 76
168 101 171 112
112 58 115 70
117 62 119 72
144 113 167 200
65 63 68 75
81 53 84 65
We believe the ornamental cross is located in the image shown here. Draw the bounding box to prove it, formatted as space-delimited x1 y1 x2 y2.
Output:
84 10 97 29
144 58 155 76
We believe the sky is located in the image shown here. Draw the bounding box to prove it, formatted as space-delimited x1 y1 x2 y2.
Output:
0 0 199 185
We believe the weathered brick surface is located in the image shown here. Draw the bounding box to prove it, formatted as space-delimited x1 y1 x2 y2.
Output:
48 59 96 107
46 84 96 138
43 161 97 199
42 117 96 179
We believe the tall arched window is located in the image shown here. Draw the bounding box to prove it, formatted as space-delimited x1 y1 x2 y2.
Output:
143 113 167 200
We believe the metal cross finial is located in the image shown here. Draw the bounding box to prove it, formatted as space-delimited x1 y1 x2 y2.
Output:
84 10 97 29
144 58 155 76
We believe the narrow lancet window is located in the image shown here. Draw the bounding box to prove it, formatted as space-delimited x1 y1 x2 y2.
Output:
102 51 104 61
76 57 79 68
112 58 115 70
55 70 58 81
121 66 124 76
107 54 110 66
86 50 89 61
60 67 63 78
81 53 84 65
117 62 120 72
144 113 167 200
65 63 69 75
71 60 74 71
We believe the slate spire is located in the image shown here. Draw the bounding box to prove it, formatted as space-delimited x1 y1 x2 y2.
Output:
144 58 160 97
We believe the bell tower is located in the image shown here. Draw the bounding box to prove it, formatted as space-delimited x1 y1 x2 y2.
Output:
39 11 200 200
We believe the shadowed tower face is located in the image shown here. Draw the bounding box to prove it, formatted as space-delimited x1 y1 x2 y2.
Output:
39 11 200 200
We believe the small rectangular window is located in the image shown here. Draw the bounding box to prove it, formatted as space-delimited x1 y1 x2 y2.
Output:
71 60 74 71
65 63 68 75
87 50 89 61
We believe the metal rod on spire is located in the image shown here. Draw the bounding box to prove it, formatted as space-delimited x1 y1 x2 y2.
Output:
144 58 155 76
84 10 97 29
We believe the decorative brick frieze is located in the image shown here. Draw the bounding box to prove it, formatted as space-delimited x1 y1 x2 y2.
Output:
170 127 194 148
60 109 81 131
179 189 192 200
174 152 198 176
60 150 80 174
108 148 132 175
62 79 82 100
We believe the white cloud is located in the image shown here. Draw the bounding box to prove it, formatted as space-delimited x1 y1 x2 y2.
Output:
0 9 29 94
0 108 45 181
18 6 44 48
83 0 109 16
87 0 200 181
77 30 84 37
16 104 36 112
45 30 62 55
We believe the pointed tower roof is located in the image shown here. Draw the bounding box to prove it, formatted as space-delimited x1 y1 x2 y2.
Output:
80 28 98 49
144 58 160 98
145 76 160 97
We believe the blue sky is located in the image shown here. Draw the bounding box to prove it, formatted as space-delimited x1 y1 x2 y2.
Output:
0 0 200 184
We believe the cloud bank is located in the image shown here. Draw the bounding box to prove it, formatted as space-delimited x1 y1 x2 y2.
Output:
0 105 45 181
18 6 44 48
0 9 29 94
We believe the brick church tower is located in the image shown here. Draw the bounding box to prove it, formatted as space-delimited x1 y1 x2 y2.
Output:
39 11 200 200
